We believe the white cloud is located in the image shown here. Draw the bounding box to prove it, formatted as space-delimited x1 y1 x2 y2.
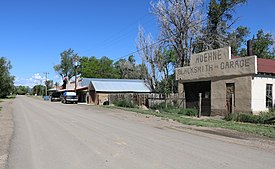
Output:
54 75 60 79
15 73 46 87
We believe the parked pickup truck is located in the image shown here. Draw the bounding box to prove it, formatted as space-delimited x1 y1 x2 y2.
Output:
61 92 78 104
50 92 61 102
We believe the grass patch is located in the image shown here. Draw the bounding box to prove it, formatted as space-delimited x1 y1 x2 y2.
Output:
225 112 275 124
113 99 136 108
0 95 16 100
151 102 198 116
104 105 275 138
6 95 16 99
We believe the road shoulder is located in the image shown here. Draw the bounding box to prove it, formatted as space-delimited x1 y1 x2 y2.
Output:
100 106 275 153
0 99 14 169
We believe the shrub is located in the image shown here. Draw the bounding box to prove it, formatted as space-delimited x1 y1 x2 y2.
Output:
148 102 198 116
158 106 198 117
224 112 275 124
113 99 135 108
171 108 198 116
184 108 198 116
151 102 174 110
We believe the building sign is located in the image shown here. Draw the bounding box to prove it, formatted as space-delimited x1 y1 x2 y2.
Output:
176 47 257 81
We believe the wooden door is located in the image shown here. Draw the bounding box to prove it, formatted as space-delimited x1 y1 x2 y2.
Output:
226 83 235 114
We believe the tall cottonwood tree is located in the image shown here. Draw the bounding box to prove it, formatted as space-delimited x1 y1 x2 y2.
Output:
54 48 78 79
136 26 158 91
196 0 247 52
229 26 250 56
150 0 204 67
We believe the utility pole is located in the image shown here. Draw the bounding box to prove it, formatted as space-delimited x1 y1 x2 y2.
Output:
44 72 49 96
72 56 80 93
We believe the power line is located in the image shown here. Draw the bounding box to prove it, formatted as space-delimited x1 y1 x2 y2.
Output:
112 37 170 62
79 13 155 56
96 17 156 51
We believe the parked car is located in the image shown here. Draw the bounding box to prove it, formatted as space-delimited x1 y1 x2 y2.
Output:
50 92 61 102
61 92 78 104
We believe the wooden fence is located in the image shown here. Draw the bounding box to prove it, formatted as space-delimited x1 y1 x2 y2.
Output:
108 93 186 108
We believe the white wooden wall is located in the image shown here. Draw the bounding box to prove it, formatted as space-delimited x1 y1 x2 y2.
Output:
251 76 275 113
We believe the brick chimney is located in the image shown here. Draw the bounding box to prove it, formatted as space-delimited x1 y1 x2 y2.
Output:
247 40 253 56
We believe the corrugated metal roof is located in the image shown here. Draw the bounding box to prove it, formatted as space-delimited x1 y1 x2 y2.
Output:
79 78 151 93
79 78 93 87
75 78 151 92
93 80 151 93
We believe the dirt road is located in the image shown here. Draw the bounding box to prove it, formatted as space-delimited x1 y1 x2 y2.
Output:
7 96 275 169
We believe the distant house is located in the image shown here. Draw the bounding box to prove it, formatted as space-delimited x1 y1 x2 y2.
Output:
63 78 151 105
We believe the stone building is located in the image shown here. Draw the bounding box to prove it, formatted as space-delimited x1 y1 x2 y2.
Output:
175 46 275 116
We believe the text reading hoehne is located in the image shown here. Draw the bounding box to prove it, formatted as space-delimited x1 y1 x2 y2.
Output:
194 49 222 64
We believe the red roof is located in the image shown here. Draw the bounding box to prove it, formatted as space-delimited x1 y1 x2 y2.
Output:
257 58 275 74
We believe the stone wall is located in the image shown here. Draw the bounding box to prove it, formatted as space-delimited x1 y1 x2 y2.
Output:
211 76 252 115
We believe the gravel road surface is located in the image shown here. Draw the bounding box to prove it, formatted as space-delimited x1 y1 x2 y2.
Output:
7 96 275 169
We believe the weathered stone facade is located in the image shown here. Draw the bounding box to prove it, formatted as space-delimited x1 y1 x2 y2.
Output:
175 47 257 116
210 76 252 116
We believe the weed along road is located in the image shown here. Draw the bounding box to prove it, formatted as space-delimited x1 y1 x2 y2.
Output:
7 96 275 169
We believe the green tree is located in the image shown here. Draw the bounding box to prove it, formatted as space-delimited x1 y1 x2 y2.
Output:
98 56 118 78
0 57 14 98
79 56 99 78
54 48 78 79
32 85 45 96
45 80 53 90
136 62 150 80
114 55 141 79
79 56 119 78
251 29 275 59
196 0 247 52
15 86 29 95
155 74 177 94
154 48 176 94
230 26 250 56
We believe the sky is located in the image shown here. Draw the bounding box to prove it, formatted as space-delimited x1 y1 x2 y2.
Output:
0 0 275 87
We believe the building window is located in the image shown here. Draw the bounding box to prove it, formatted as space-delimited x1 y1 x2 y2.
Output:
266 84 273 108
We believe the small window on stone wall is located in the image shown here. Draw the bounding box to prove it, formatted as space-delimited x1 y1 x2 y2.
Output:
266 84 273 108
